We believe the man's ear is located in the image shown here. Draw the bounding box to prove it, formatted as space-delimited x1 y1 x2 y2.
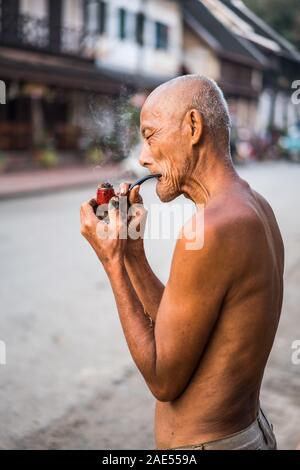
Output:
186 109 203 145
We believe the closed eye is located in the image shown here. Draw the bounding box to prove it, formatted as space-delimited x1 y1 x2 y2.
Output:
146 133 155 145
145 132 154 140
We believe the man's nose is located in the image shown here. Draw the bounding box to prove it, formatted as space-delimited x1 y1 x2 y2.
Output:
139 143 154 168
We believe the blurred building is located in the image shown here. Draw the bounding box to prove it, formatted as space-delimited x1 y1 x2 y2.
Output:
183 0 300 135
0 0 182 167
92 0 181 79
0 0 300 169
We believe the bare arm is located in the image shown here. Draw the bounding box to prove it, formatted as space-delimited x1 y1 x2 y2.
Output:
124 246 164 323
120 183 164 322
81 198 229 402
106 219 229 402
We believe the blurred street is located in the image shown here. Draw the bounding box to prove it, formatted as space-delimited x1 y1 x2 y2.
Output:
0 160 299 450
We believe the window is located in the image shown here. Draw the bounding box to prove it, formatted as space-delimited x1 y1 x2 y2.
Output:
119 8 127 40
155 21 168 50
86 0 98 33
21 0 48 19
136 12 145 46
99 1 106 34
85 0 106 34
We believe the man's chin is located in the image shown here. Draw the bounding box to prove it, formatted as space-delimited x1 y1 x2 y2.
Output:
156 185 178 203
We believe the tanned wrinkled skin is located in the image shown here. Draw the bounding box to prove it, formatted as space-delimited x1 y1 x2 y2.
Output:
80 77 284 449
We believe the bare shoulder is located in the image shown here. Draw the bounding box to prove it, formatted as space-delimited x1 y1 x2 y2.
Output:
174 189 277 280
205 186 279 242
179 191 263 253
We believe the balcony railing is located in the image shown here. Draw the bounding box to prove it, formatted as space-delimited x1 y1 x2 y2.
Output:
18 14 49 49
61 25 95 56
0 14 95 58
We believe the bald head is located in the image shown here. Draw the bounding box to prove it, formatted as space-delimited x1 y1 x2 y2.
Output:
143 74 231 147
139 75 233 202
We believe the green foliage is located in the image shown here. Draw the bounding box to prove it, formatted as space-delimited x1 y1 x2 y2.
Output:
85 146 104 165
244 0 300 50
36 147 59 168
0 151 8 172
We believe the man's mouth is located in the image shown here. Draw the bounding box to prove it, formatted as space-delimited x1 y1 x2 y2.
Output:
129 173 162 190
153 173 162 181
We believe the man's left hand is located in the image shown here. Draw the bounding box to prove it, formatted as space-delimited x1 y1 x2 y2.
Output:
80 197 127 269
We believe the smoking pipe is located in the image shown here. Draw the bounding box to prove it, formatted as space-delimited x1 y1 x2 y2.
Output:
96 174 162 205
129 173 162 190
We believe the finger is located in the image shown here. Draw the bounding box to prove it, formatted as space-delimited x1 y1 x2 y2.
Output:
117 182 130 196
89 198 98 214
128 206 148 239
108 196 120 224
128 203 147 223
108 196 127 239
81 200 96 216
80 200 99 236
108 196 119 210
95 218 109 239
81 200 98 224
129 185 143 205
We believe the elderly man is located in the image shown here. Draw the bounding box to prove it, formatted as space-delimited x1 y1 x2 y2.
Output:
80 75 284 450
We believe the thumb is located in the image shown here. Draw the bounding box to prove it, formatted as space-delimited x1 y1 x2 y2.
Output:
129 185 143 205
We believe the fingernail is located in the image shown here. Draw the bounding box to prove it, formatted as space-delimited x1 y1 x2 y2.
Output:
109 198 119 209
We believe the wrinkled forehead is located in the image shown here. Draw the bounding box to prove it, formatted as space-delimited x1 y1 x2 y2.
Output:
140 86 187 131
140 100 161 131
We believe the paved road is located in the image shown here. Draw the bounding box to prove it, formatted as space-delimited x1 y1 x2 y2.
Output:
0 161 299 449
